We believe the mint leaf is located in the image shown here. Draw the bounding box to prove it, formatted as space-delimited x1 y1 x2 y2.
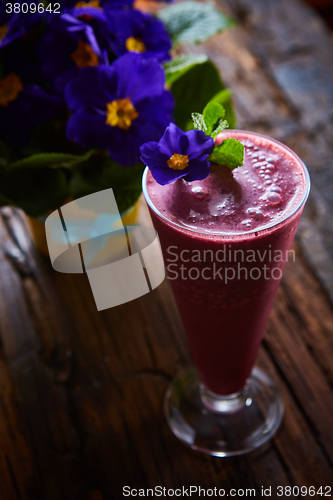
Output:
203 102 225 135
210 89 237 129
191 112 207 132
211 119 229 138
158 1 235 45
192 102 229 137
210 139 244 170
164 54 208 86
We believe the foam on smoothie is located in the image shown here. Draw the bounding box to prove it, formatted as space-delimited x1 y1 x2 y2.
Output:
147 131 307 235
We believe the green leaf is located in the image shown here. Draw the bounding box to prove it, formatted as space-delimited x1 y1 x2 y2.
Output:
0 141 12 168
70 156 143 214
210 139 244 170
0 167 69 216
191 112 207 132
211 118 229 138
164 53 208 86
9 150 96 169
192 103 228 137
203 102 225 135
170 59 227 130
158 1 235 45
210 89 237 129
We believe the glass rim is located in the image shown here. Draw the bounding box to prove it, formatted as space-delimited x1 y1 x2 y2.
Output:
142 130 311 239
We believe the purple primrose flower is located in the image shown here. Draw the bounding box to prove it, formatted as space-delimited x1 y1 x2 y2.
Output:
65 53 174 165
37 14 107 94
106 9 171 62
0 76 64 145
140 123 214 185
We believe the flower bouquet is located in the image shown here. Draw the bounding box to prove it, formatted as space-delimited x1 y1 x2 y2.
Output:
0 0 236 249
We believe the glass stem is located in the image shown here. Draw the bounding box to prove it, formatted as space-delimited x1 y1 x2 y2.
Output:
200 384 250 414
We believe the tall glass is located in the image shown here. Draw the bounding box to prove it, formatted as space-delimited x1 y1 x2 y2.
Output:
142 131 310 456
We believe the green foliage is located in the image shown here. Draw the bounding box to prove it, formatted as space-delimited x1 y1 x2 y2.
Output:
0 150 143 216
70 155 144 215
158 1 234 45
0 167 69 216
9 151 96 169
169 58 229 130
210 138 244 170
164 54 208 86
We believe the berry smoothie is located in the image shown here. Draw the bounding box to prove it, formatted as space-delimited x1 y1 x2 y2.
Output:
143 131 309 395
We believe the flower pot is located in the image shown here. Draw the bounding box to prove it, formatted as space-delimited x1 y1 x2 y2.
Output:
26 197 141 257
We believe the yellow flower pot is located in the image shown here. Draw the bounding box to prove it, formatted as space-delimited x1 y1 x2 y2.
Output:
26 197 141 256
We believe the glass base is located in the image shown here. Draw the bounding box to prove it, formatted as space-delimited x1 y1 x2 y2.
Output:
164 367 284 457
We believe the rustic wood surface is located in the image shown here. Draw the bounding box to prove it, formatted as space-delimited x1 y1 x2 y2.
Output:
0 0 333 498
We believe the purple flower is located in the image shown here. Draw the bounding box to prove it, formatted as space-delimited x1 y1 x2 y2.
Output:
140 123 214 185
37 14 105 94
106 9 171 62
0 12 65 145
0 75 64 145
65 53 174 165
0 2 43 48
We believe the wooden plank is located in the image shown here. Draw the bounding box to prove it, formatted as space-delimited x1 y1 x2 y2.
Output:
0 353 39 500
258 349 333 486
0 213 86 500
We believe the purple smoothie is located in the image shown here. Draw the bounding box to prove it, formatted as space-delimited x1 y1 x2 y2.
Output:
143 131 309 395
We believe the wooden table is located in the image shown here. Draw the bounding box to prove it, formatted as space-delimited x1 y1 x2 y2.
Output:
0 0 332 498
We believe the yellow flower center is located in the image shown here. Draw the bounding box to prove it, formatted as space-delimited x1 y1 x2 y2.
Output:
75 0 100 8
125 37 146 53
167 153 189 171
0 24 8 43
106 98 139 130
71 40 99 68
0 73 23 107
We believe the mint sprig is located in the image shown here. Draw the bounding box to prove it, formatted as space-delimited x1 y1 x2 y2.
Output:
191 99 244 171
192 102 228 139
203 102 228 137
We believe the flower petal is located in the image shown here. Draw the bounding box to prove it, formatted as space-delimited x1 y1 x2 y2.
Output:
149 165 187 186
185 129 215 159
140 141 168 169
183 158 211 182
106 9 171 63
158 122 186 156
66 109 113 148
112 53 166 102
65 66 115 110
108 92 173 165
